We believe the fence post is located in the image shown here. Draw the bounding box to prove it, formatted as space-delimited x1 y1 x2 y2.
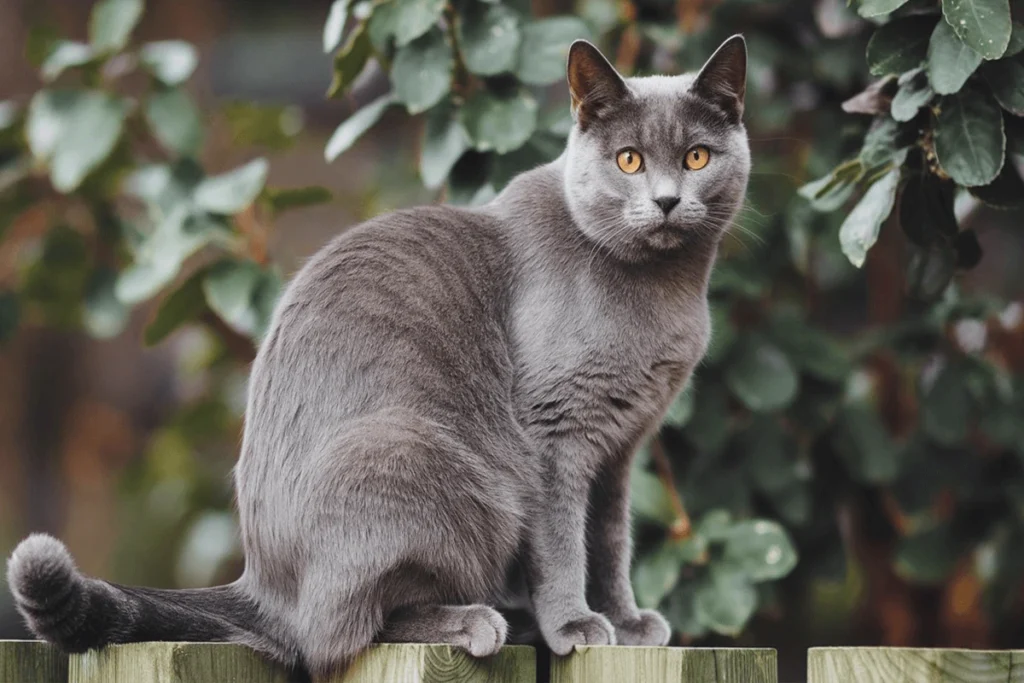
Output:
549 646 777 683
68 643 536 683
326 644 535 683
69 643 290 683
808 647 1024 682
0 640 68 683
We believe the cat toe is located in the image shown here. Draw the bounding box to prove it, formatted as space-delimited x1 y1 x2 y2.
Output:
461 606 508 658
546 611 616 655
614 609 671 646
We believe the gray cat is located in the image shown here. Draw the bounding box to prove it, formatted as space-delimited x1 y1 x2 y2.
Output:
7 36 749 678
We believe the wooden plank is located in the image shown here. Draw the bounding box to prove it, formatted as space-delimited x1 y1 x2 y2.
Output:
549 646 777 683
68 643 535 683
329 644 535 683
0 640 68 683
69 643 290 683
808 648 1024 683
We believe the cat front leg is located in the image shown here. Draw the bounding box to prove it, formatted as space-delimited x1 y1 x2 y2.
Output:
526 452 616 655
587 455 671 647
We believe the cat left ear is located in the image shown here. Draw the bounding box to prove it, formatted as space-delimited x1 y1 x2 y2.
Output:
692 35 747 123
567 40 630 131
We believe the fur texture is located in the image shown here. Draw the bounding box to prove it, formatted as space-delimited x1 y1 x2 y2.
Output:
7 37 750 678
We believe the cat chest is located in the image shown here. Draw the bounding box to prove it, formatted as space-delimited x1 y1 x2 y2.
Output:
511 292 708 458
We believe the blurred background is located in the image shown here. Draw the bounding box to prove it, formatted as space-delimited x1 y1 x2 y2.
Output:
2 1 1024 681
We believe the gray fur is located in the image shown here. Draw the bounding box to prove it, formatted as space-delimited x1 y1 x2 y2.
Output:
7 37 750 678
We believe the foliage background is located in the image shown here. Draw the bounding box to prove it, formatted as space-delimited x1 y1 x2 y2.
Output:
2 0 1024 681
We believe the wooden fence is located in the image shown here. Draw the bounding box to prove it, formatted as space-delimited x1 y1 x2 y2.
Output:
3 640 1023 682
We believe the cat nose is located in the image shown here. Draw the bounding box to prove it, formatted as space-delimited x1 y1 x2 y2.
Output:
654 196 680 215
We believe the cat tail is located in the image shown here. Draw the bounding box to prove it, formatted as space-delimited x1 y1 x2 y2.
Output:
6 534 293 665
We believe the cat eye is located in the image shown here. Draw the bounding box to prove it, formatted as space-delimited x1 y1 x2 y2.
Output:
684 146 711 171
616 149 643 174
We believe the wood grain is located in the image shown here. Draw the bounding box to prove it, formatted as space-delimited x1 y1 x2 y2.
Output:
327 644 536 683
69 642 290 683
0 640 68 683
66 642 534 683
808 648 1024 683
549 646 777 683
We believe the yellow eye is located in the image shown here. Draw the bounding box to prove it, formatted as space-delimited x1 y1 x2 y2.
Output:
616 149 643 174
684 146 710 170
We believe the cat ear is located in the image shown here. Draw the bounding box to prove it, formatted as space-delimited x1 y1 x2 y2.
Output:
567 40 630 131
692 35 747 123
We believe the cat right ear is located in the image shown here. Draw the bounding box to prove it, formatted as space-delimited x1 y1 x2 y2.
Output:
567 40 630 131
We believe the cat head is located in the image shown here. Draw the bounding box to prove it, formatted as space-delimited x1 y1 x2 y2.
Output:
562 36 751 263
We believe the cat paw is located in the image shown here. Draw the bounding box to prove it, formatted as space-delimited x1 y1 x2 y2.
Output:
459 605 509 658
544 611 616 655
613 609 671 646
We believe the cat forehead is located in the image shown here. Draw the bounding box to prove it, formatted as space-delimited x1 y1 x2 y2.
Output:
590 75 738 149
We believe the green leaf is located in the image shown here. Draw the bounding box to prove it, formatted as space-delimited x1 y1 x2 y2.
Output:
922 362 972 445
144 268 208 345
891 71 934 122
858 0 909 17
739 418 799 493
0 291 20 343
633 541 686 609
941 0 1011 60
193 158 269 215
324 0 352 53
264 186 333 213
769 312 851 382
866 16 935 77
421 103 470 190
41 42 96 82
516 17 591 85
696 510 733 542
906 242 958 299
859 117 907 168
899 172 959 247
725 336 799 413
368 0 401 52
145 88 204 156
203 260 264 337
27 90 128 193
895 524 967 584
392 28 452 114
934 87 1005 187
461 89 538 154
457 2 521 76
664 581 708 638
835 404 899 484
327 23 373 99
393 0 445 46
839 168 900 268
1007 21 1024 57
490 131 562 189
722 520 798 582
325 94 393 162
89 0 144 52
954 228 982 269
693 566 758 636
798 160 863 213
139 41 199 86
116 209 228 304
630 467 676 526
981 56 1024 115
970 158 1024 208
927 19 983 95
84 268 128 339
663 384 695 428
